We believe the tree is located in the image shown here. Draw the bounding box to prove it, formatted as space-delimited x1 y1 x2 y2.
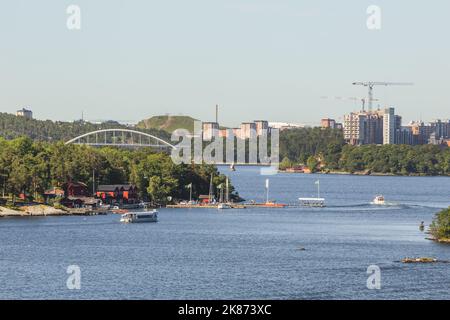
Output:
430 207 450 240
306 156 319 173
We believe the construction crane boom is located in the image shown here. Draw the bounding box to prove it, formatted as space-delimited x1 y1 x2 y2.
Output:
352 81 413 111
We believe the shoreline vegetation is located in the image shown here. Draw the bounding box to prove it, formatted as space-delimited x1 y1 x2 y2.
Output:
278 169 449 177
279 128 450 177
0 137 241 212
429 207 450 243
1 112 448 177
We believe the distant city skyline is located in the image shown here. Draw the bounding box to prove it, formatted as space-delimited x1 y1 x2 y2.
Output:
1 1 449 126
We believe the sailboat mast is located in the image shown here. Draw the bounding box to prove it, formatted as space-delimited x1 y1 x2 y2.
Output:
209 173 213 202
317 180 320 198
225 177 229 203
265 179 269 203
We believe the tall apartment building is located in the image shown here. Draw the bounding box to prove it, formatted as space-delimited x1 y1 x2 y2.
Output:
396 126 414 145
365 111 384 144
254 120 269 136
343 112 367 145
383 107 396 145
202 122 219 141
321 118 336 129
16 108 33 119
239 122 257 139
344 107 400 145
430 119 450 140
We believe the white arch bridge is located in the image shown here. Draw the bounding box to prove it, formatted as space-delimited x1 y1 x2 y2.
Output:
65 129 176 149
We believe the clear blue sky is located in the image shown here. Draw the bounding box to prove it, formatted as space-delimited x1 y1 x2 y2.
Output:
1 0 449 126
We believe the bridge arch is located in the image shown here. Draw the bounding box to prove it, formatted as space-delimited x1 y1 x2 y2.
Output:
65 129 176 149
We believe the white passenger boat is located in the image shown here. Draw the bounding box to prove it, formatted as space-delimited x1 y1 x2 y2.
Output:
299 197 326 207
372 195 385 205
120 210 158 223
299 180 325 207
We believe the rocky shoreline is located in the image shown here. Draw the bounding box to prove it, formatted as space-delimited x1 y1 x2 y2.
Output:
0 205 104 217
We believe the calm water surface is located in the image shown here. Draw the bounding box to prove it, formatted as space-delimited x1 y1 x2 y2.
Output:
1 167 449 299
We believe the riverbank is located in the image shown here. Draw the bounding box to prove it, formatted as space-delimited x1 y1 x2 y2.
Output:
278 169 450 177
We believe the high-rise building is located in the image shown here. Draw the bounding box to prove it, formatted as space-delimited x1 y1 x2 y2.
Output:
396 127 414 145
430 119 450 140
202 122 219 141
239 122 257 139
16 108 33 119
343 112 367 145
254 120 269 136
365 110 384 144
321 118 336 129
383 107 396 145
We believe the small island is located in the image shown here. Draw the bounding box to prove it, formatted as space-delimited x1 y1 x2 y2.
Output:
429 207 450 243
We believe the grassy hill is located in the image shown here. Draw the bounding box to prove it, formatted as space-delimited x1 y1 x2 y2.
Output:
136 115 198 134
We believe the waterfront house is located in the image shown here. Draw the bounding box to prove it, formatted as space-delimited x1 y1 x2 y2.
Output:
43 187 65 204
96 185 138 204
198 195 213 204
63 182 90 198
61 196 99 209
44 187 65 198
60 182 94 208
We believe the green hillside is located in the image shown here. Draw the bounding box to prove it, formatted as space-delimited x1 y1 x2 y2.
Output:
0 112 170 142
136 115 198 134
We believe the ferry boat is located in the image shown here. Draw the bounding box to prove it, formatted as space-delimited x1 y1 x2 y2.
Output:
299 197 325 207
120 210 158 223
372 195 385 205
299 180 325 207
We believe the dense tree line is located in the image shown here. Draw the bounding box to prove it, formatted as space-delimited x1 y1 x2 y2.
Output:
279 128 450 175
280 127 345 165
0 112 170 142
0 137 238 205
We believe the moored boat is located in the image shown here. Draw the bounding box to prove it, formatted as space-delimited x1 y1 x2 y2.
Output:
298 197 326 207
120 210 158 223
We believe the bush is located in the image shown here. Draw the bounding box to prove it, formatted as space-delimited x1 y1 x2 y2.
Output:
430 207 450 240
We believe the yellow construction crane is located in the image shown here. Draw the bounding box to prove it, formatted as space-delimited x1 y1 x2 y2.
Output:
352 81 413 111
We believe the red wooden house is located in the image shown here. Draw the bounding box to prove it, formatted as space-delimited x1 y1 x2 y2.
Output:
63 182 90 197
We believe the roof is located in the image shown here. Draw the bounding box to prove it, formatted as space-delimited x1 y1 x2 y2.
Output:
64 182 88 188
44 187 65 195
198 195 211 199
97 185 135 192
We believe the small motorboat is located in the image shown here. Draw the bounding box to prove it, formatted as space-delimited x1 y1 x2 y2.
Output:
372 195 385 205
120 210 158 223
218 203 231 209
